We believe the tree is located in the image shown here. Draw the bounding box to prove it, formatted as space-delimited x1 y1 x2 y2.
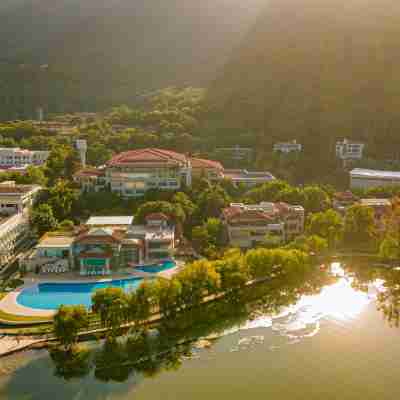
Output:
307 209 344 248
288 235 328 254
344 204 376 247
243 180 290 203
302 185 330 213
176 260 221 307
191 218 225 254
92 288 128 335
133 280 156 325
214 249 249 296
53 305 89 352
46 179 79 221
30 203 58 236
153 278 182 319
58 220 75 231
45 145 77 184
135 201 185 226
196 185 230 219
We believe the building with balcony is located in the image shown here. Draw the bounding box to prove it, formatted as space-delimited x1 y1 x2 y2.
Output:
105 148 192 197
273 140 302 154
222 202 304 248
24 213 175 276
74 148 227 197
73 168 106 192
0 147 49 168
336 139 364 160
0 182 41 270
223 170 276 188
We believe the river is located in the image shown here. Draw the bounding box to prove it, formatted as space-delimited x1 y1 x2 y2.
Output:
1 262 400 400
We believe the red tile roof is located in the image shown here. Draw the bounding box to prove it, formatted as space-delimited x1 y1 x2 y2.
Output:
74 168 105 178
190 157 224 171
145 212 170 221
222 206 275 222
107 148 187 167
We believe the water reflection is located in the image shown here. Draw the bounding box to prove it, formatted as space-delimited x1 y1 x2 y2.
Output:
2 261 400 399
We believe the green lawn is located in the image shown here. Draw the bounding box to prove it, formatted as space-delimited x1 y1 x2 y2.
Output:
0 307 52 324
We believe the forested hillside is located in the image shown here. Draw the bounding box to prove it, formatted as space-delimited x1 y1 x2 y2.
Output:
208 0 400 161
0 0 266 120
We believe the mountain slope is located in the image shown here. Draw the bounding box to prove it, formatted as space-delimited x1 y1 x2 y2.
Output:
208 0 400 158
0 0 266 120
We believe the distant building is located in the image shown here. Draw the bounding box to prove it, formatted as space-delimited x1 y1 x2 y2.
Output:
85 216 134 228
214 146 254 162
75 140 87 168
73 168 106 192
350 168 400 189
0 147 49 168
223 169 275 188
273 140 302 154
0 182 41 269
222 202 304 248
0 182 41 215
336 139 364 160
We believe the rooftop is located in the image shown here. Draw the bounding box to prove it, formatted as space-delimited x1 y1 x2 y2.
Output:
224 169 275 181
86 216 134 226
0 182 41 195
350 168 400 180
190 157 224 171
107 148 188 167
360 198 392 207
74 168 105 178
37 233 75 248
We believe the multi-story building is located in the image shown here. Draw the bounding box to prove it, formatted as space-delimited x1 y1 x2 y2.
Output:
0 181 42 214
350 168 400 189
74 148 226 197
0 147 49 168
105 149 191 197
25 213 175 276
222 202 304 248
273 140 302 154
0 182 41 269
336 139 364 160
223 170 276 188
73 168 106 192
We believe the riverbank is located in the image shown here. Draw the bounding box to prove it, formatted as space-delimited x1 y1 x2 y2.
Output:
0 273 274 358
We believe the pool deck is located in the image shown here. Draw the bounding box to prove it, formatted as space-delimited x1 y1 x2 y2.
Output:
0 263 184 319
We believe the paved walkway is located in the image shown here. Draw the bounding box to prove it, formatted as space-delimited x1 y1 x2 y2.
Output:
0 335 40 357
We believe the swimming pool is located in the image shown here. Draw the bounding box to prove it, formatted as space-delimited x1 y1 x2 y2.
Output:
17 277 143 310
135 260 176 274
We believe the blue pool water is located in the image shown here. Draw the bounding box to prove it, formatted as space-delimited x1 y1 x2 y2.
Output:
135 260 176 274
17 277 143 310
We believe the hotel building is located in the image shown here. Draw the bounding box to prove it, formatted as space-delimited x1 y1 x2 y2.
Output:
24 213 175 276
0 147 49 168
222 202 304 249
0 182 41 269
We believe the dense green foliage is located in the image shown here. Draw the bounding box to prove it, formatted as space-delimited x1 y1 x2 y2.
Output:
0 1 264 120
53 305 90 351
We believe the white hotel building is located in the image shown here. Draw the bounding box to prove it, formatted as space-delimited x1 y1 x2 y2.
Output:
350 168 400 189
0 147 49 168
0 182 41 269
